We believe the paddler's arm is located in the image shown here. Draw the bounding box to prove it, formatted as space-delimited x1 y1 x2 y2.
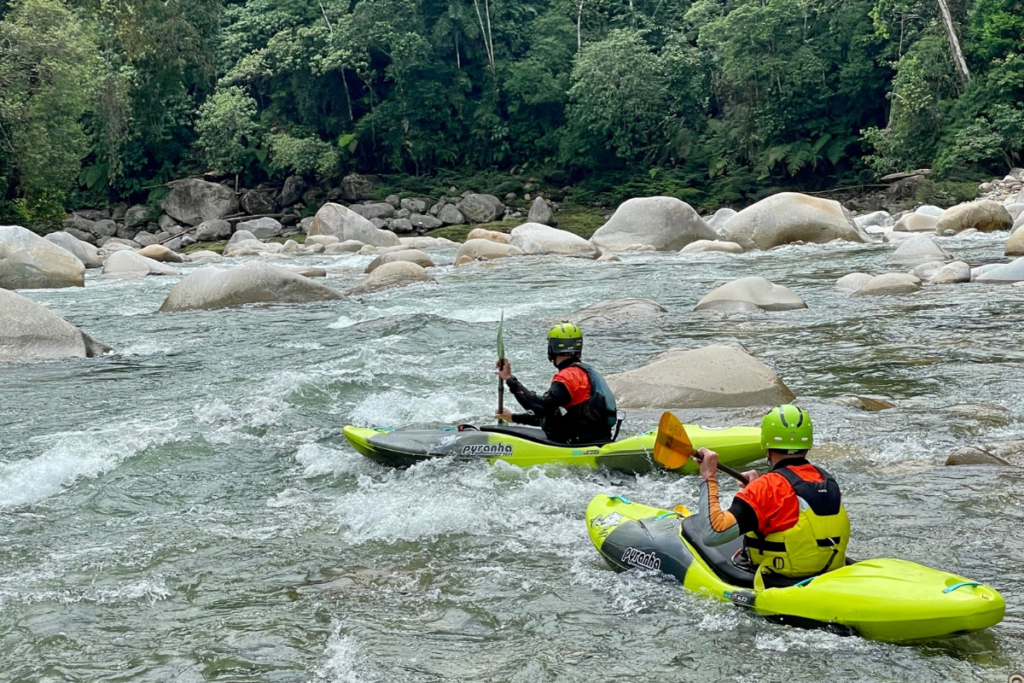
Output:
505 376 572 417
697 449 759 547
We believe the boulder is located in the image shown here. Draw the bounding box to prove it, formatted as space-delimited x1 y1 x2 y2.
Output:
102 250 180 276
971 263 1003 281
466 228 510 244
225 229 258 252
719 193 869 250
831 396 896 411
279 176 306 206
929 261 971 284
306 234 340 246
44 232 103 268
439 204 466 225
240 189 276 215
509 223 599 258
400 197 429 214
457 194 504 223
883 231 918 244
567 298 667 325
124 205 153 228
364 249 435 273
1004 203 1024 222
694 276 806 312
398 236 457 249
390 218 414 234
606 345 795 409
915 205 945 217
854 211 894 229
528 197 556 225
288 266 327 278
159 262 341 312
679 240 743 254
134 232 160 247
195 219 232 242
886 235 952 267
1005 229 1024 256
591 197 717 252
351 202 395 221
851 273 922 297
893 213 938 233
835 272 873 293
137 244 184 263
409 213 443 231
0 289 111 362
936 200 1012 234
187 250 221 262
64 227 96 245
162 178 239 226
908 261 945 280
237 217 283 240
345 261 434 295
224 240 283 257
944 448 1013 467
341 173 374 202
706 208 737 231
454 239 523 263
97 242 134 260
0 225 85 289
974 256 1024 283
308 203 400 247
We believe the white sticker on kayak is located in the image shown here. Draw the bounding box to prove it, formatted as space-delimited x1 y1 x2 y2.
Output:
622 547 661 571
461 444 513 456
698 425 728 430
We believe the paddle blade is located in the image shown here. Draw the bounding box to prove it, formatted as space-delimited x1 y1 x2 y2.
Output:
497 310 505 360
653 412 695 470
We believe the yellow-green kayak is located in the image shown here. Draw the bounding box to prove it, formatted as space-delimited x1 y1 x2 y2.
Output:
343 423 762 473
585 494 1005 642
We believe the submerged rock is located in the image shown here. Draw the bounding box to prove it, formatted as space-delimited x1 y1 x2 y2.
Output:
0 288 111 362
159 262 342 311
364 249 435 273
345 261 434 295
606 344 794 409
567 298 667 325
680 240 744 254
835 272 873 293
886 235 951 267
851 273 921 297
455 239 522 263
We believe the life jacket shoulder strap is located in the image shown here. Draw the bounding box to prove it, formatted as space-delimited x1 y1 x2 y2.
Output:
775 464 841 516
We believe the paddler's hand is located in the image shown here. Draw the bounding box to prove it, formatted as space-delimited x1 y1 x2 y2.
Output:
495 408 513 422
495 358 512 381
740 470 758 487
696 448 719 481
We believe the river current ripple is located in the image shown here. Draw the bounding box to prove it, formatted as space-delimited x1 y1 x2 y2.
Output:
1 233 1023 682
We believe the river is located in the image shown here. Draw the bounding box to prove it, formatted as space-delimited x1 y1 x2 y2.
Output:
1 232 1022 682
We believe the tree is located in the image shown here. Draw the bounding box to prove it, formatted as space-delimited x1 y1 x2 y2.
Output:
195 85 263 176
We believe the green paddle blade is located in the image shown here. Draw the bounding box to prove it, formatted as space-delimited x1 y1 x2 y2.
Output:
497 310 505 360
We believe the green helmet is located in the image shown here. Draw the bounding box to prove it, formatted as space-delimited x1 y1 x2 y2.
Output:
547 322 583 360
761 404 813 453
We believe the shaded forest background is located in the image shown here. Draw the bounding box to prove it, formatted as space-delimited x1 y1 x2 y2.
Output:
1 0 1022 226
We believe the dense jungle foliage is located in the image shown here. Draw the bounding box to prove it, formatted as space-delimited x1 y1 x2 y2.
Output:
0 0 1022 223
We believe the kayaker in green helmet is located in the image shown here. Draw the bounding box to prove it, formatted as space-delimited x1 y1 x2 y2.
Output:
696 404 850 579
494 322 618 445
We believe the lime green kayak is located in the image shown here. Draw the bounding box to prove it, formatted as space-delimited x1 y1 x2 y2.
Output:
342 423 762 473
586 494 1005 642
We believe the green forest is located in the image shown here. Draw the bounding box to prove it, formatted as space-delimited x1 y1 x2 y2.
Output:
1 0 1022 225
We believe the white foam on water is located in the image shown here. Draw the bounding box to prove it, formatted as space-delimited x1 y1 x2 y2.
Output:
753 626 873 653
347 389 480 427
0 421 182 508
311 624 376 683
328 314 360 329
295 443 378 479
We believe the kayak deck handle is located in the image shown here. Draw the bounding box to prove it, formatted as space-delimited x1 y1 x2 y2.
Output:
943 581 982 594
609 496 632 504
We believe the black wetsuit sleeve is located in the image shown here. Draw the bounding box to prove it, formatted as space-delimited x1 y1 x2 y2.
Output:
506 376 571 421
730 497 759 535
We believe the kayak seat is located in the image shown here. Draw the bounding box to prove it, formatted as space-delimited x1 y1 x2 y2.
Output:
479 425 612 448
679 516 803 590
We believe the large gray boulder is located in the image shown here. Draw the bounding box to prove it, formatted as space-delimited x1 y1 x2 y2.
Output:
124 205 153 228
719 193 870 250
0 289 111 362
345 261 434 295
454 239 523 263
400 197 429 214
886 235 952 267
936 200 1012 234
893 213 938 233
237 217 282 240
44 231 103 268
409 213 443 230
591 197 717 252
279 176 306 206
161 178 239 226
694 276 806 312
1005 229 1024 256
137 245 184 263
567 298 667 325
606 344 795 409
835 272 873 293
159 262 342 312
706 208 738 231
0 225 85 289
528 197 556 226
509 223 599 258
350 202 395 220
240 189 276 215
929 261 971 284
457 194 504 223
439 204 466 225
974 256 1024 283
851 273 922 297
364 249 435 273
102 250 180 276
307 203 400 247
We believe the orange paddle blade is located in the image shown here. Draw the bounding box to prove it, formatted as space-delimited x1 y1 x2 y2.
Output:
653 412 695 470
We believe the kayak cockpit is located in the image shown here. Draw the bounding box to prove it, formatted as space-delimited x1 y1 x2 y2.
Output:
479 424 614 448
679 516 805 589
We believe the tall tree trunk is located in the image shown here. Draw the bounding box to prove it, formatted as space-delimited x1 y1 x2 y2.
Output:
472 0 494 70
577 0 584 51
936 0 971 84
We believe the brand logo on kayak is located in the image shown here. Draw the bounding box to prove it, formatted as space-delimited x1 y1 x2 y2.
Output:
590 513 622 529
621 547 661 571
461 444 513 456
